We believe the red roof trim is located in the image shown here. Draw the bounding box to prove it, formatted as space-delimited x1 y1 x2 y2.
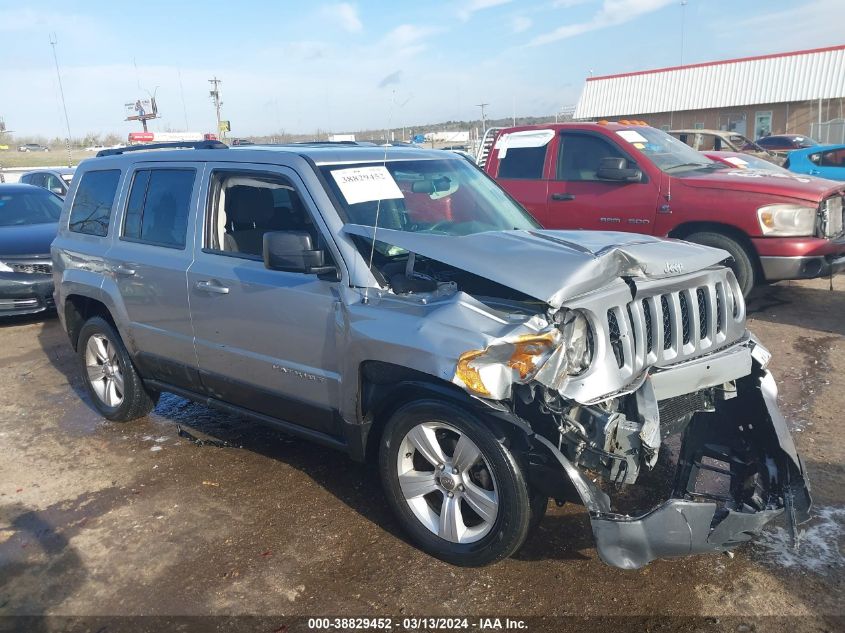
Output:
586 44 845 82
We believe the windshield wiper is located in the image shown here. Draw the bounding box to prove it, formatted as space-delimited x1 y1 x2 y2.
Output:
664 162 714 172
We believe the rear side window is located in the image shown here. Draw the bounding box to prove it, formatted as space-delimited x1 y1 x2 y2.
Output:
69 170 121 236
819 149 845 167
123 169 195 248
497 146 547 179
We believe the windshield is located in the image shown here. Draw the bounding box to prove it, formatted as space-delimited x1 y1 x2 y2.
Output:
619 127 723 175
0 188 63 226
739 155 791 173
320 158 540 236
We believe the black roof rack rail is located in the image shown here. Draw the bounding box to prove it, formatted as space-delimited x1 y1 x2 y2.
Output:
96 140 228 157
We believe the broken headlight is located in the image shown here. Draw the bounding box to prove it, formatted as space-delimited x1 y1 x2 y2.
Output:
555 309 593 376
453 311 594 399
455 332 561 399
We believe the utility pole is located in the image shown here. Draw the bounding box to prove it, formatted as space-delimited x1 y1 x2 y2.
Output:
209 77 224 139
679 1 688 65
49 33 73 167
476 102 489 142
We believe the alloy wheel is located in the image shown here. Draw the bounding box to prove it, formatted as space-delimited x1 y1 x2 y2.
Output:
85 333 125 408
396 421 499 544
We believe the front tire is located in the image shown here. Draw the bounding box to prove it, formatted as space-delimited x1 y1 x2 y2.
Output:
684 231 756 297
77 317 158 421
379 400 532 566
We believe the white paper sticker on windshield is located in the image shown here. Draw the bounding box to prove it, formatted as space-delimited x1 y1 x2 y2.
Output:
616 130 648 144
724 156 749 167
330 166 404 205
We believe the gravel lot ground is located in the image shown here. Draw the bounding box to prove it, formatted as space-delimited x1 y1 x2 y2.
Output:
0 278 842 633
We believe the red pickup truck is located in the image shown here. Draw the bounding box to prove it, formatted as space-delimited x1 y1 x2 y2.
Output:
482 122 845 295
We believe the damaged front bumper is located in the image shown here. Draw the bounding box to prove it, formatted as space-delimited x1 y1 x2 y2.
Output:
533 347 811 570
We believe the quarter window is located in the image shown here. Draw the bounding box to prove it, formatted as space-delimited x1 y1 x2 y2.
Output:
497 146 547 179
69 169 121 236
557 134 629 181
122 169 195 248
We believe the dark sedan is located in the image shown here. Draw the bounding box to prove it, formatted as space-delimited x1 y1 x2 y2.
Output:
756 134 819 152
0 184 62 316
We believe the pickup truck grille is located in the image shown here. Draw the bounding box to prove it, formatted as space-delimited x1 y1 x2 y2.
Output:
820 195 844 238
9 262 52 274
601 270 745 381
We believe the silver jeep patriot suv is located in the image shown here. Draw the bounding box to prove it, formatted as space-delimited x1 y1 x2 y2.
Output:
53 141 811 569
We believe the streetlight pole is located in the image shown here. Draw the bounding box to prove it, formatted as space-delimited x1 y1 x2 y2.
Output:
49 33 73 166
680 1 688 65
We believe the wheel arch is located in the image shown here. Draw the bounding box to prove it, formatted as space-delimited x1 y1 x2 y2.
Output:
668 221 763 278
358 360 532 463
669 221 757 257
64 294 118 351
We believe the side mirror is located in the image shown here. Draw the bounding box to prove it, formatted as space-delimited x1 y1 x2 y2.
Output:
51 187 64 196
597 157 642 182
263 231 335 276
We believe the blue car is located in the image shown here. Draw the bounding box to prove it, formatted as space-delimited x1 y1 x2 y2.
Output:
785 144 845 181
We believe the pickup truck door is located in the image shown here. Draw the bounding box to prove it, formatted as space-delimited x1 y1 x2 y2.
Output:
186 163 343 440
545 131 660 233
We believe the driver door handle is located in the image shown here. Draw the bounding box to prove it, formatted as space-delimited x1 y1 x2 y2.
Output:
113 265 136 276
195 280 230 295
551 193 575 201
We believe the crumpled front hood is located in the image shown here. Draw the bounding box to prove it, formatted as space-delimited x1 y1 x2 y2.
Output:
344 225 729 308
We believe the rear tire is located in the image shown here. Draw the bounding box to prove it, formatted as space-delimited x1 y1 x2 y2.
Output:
379 400 532 566
77 317 159 421
684 231 756 297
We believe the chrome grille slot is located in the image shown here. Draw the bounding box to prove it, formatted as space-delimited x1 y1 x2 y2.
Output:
660 295 671 350
715 282 725 333
679 292 691 345
641 298 653 354
607 309 623 368
696 288 707 341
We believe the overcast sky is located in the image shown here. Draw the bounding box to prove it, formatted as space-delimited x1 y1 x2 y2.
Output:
1 0 843 138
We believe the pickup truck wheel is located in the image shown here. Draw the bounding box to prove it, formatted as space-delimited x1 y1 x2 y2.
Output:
684 231 756 297
78 317 159 422
379 400 532 566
